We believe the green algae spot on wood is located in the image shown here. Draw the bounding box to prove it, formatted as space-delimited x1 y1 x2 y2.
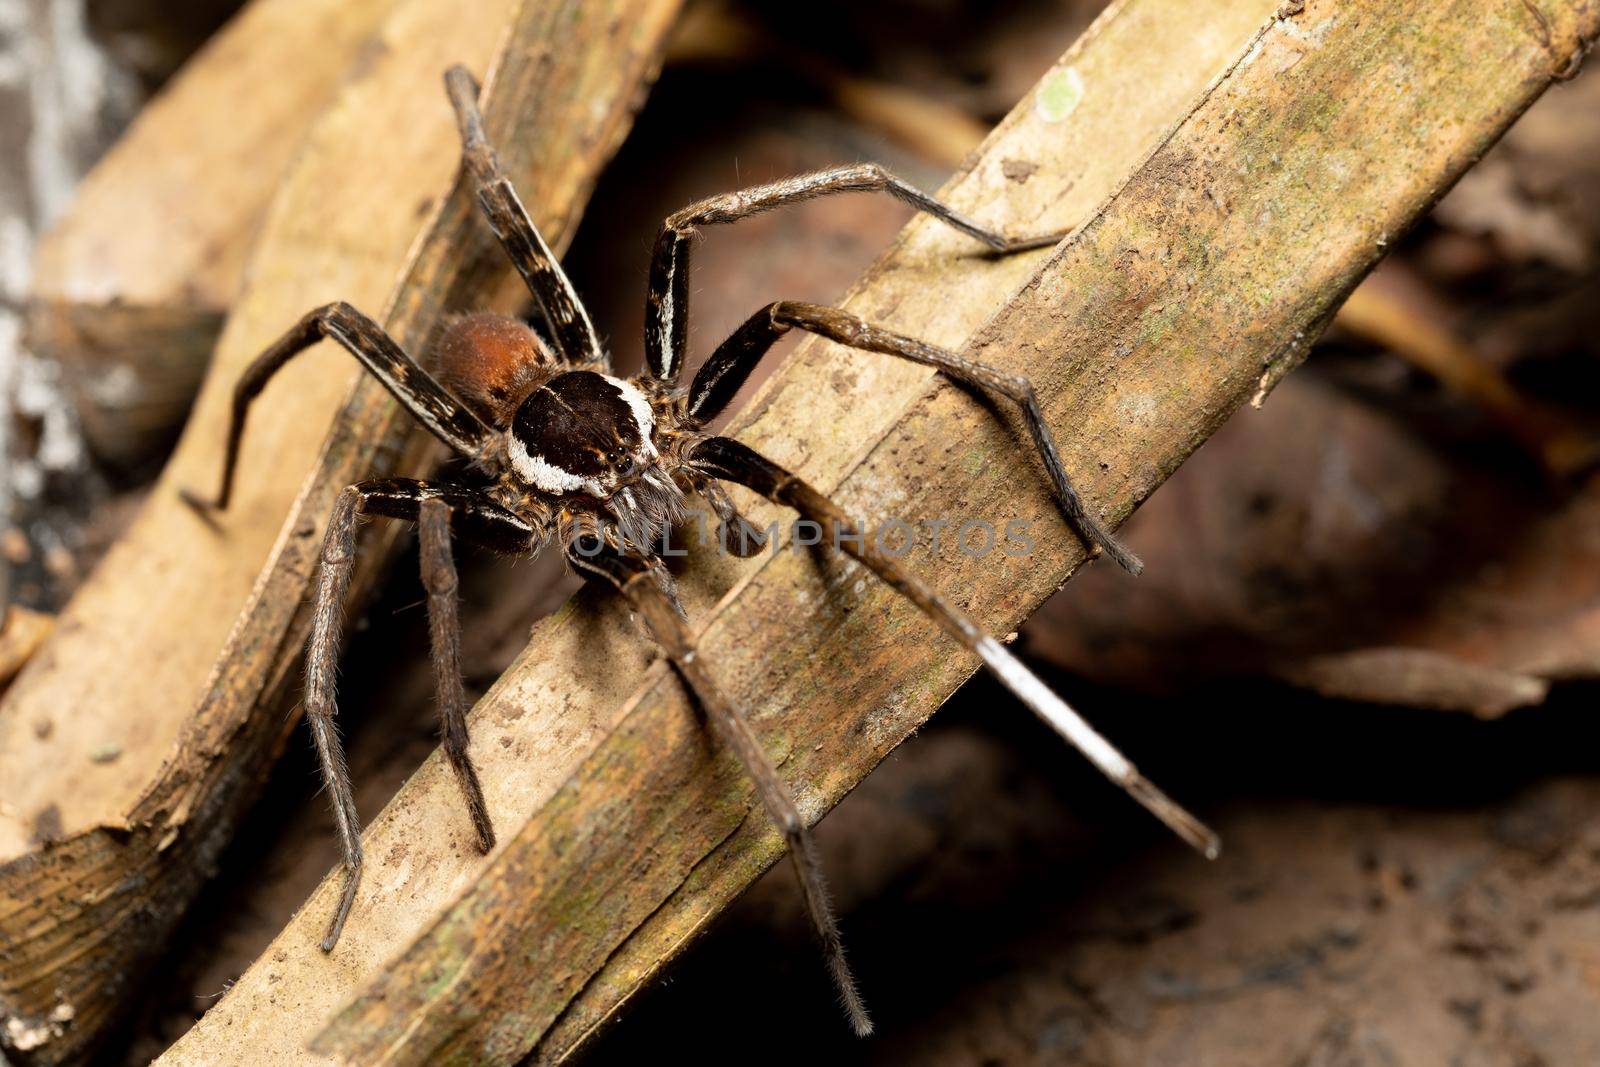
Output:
1036 65 1086 123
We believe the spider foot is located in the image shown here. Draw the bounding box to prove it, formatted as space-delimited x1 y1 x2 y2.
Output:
1124 773 1221 860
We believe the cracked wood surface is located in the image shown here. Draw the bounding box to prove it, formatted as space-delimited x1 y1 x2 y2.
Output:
306 0 1596 1063
0 0 682 1062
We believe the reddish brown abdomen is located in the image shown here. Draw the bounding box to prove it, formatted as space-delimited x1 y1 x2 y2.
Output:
432 312 554 427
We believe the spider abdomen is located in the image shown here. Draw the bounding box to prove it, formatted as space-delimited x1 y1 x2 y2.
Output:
433 311 555 427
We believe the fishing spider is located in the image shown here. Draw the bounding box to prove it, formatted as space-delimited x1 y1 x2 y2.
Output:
186 65 1217 1036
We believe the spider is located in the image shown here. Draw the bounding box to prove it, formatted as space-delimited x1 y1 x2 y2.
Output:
185 65 1218 1037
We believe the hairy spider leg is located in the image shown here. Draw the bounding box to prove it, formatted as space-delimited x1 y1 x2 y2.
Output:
689 435 1218 859
688 300 1141 573
644 162 1068 383
568 544 873 1038
182 302 494 513
421 497 496 857
699 478 770 558
445 65 604 368
307 479 540 950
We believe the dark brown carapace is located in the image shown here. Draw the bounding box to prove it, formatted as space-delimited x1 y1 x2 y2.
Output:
184 63 1212 1040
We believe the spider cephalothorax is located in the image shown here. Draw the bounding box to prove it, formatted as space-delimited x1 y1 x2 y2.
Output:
506 369 686 545
432 311 689 552
186 64 1216 1038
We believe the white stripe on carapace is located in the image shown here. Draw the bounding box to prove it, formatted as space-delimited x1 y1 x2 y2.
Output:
604 373 658 453
507 429 593 494
507 373 658 495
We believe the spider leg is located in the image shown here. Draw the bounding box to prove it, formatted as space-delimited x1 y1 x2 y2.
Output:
645 163 1066 382
420 497 495 854
182 302 494 513
688 301 1141 574
306 485 366 951
569 544 872 1038
688 435 1218 860
308 478 538 951
700 478 769 558
443 65 604 367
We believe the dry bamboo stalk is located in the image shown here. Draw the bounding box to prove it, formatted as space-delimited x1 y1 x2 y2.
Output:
26 0 401 469
305 1 1595 1063
0 1 682 1062
160 0 1281 1062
